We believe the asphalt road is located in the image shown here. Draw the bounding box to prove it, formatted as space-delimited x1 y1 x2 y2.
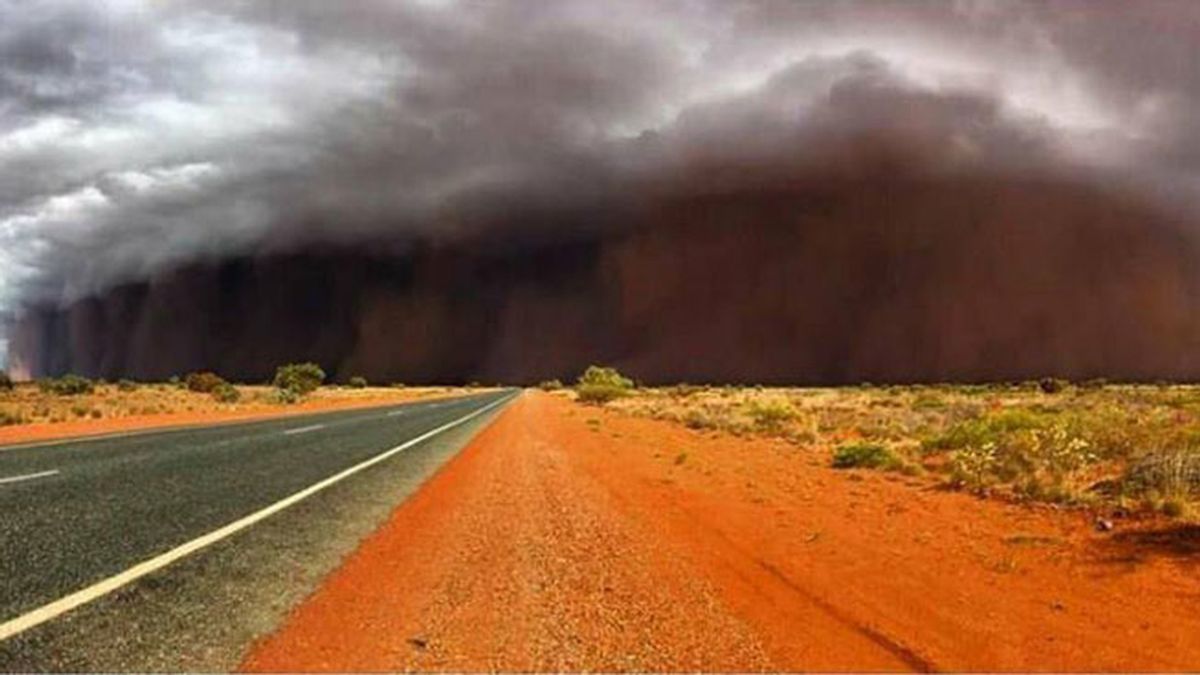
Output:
0 389 514 654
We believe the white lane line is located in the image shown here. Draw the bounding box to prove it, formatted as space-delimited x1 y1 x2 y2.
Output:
0 469 60 486
386 410 406 417
282 424 326 436
0 392 516 643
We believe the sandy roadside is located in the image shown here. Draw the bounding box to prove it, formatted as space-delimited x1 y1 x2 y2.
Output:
243 390 1200 672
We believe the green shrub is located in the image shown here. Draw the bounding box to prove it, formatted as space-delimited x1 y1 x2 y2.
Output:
683 408 721 430
272 387 301 405
38 375 95 396
577 365 633 389
949 424 1096 498
833 443 902 470
538 379 564 391
0 372 12 391
1032 425 1097 480
575 365 633 404
923 409 1049 452
949 442 1000 492
744 397 797 432
185 372 226 393
273 362 325 396
0 409 23 426
347 376 368 389
577 385 629 404
117 379 138 392
212 383 241 403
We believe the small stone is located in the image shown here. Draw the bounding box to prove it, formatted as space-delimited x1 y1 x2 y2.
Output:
1095 518 1114 532
408 637 428 650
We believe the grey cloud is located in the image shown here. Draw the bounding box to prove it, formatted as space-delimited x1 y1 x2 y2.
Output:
0 1 202 127
3 0 1200 344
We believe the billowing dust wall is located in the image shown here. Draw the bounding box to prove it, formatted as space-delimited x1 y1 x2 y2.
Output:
12 170 1200 384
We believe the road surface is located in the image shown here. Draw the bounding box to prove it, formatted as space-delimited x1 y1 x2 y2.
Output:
0 389 514 670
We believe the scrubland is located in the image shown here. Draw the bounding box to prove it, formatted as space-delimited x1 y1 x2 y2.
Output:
0 368 475 446
569 377 1200 519
0 382 434 426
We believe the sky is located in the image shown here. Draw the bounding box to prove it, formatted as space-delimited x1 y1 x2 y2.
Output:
3 0 1200 378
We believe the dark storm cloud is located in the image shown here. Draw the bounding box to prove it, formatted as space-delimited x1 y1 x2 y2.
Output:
4 0 1200 373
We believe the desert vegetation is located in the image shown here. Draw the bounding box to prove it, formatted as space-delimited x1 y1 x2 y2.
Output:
38 374 96 396
0 366 461 434
590 375 1200 519
274 362 326 398
574 366 635 404
185 371 227 394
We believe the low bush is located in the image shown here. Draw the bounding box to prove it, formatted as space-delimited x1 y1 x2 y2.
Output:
575 365 633 404
212 383 241 403
273 362 325 396
0 372 12 391
949 442 1000 492
272 387 301 405
683 408 721 431
116 379 139 392
38 375 95 396
0 409 23 426
538 379 564 391
577 385 629 404
743 397 797 432
833 443 903 470
949 424 1097 498
922 409 1049 453
347 376 368 389
185 372 226 394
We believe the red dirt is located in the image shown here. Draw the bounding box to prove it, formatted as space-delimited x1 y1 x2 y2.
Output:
243 391 1200 672
0 389 460 449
